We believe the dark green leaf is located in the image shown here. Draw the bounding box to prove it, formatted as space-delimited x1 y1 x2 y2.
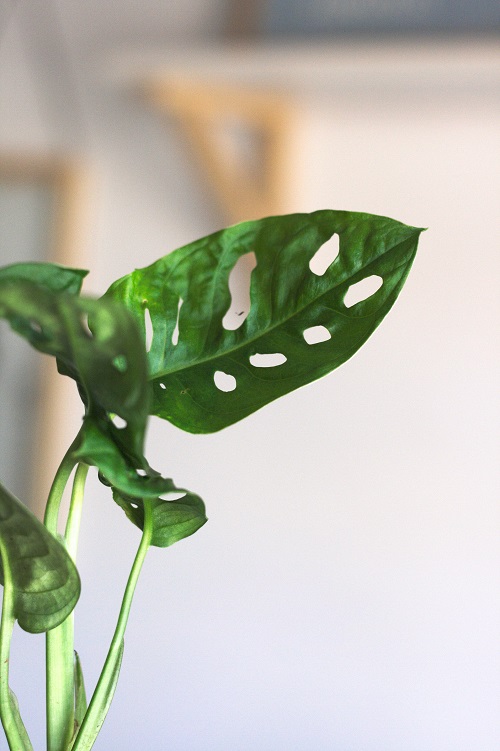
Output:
74 419 180 499
0 280 150 467
0 482 80 633
105 210 423 433
0 261 88 296
113 489 207 548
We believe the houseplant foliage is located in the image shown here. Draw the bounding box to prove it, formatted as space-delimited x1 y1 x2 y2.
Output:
0 210 422 750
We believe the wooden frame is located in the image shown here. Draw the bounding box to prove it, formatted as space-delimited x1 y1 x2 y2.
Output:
0 155 87 515
144 77 294 224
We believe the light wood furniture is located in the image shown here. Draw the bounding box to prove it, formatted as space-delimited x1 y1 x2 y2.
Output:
144 77 294 223
0 155 87 516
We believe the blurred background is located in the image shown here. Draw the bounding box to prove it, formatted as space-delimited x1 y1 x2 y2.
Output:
0 1 499 749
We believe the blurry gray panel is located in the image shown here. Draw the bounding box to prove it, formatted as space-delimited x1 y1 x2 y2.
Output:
263 0 500 35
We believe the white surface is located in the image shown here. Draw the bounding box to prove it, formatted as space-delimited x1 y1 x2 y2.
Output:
1 23 499 751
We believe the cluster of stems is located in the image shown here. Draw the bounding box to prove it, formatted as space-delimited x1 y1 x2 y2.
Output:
0 431 153 751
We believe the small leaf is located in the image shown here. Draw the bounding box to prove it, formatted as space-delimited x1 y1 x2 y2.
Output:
71 640 124 751
105 210 423 433
0 483 80 633
113 490 207 548
7 689 33 751
68 651 87 749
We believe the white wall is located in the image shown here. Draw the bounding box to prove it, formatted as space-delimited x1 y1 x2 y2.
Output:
1 13 499 751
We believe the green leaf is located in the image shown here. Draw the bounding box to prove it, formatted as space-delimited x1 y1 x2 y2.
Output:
67 651 87 750
105 210 423 433
6 689 33 751
74 420 207 546
0 482 80 634
74 419 181 499
113 489 207 548
8 690 33 751
0 280 150 468
0 261 88 296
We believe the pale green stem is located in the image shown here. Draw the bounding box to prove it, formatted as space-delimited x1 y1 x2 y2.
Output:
72 499 153 751
65 464 89 560
45 440 82 751
0 559 33 751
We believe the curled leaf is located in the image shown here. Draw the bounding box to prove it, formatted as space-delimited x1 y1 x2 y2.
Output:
113 490 207 548
0 482 80 633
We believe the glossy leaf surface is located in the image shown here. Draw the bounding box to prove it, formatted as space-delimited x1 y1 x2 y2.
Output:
105 210 423 433
0 483 80 633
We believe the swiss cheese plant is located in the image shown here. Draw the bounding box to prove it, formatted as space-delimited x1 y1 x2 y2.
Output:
0 210 422 750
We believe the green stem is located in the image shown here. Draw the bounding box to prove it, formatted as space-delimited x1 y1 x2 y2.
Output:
72 499 153 751
65 464 89 560
0 560 33 751
45 440 83 751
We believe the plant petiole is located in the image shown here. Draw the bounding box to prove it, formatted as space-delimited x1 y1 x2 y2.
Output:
45 437 86 751
72 497 154 751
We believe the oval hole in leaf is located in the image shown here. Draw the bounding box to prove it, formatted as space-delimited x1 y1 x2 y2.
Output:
249 353 287 368
309 234 339 276
344 275 383 308
112 354 128 373
172 298 183 345
159 382 167 390
214 370 236 392
159 491 188 502
136 468 147 477
130 502 139 509
110 414 127 429
29 319 42 334
222 251 257 330
303 325 332 345
144 307 153 352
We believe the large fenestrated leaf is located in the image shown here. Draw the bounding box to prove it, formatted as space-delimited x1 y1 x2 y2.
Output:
0 482 80 633
105 210 423 433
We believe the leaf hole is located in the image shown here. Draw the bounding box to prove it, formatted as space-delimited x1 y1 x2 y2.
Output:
159 382 167 390
110 414 127 430
29 319 42 334
303 325 332 345
222 251 257 330
344 275 383 308
144 307 153 352
112 354 128 373
214 370 237 392
136 468 147 477
130 502 139 509
160 491 187 502
172 298 183 346
80 313 93 338
249 353 287 368
309 234 340 276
